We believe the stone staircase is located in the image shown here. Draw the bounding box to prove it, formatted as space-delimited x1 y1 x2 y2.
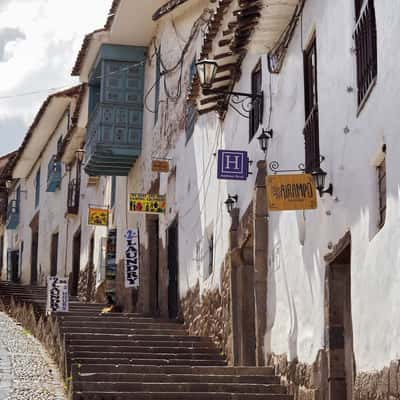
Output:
0 282 292 400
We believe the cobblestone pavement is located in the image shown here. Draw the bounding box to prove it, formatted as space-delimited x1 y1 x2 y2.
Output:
0 312 65 400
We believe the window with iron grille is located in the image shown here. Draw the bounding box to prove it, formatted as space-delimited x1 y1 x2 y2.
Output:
249 61 262 142
354 0 377 109
111 176 116 208
377 156 386 229
303 35 320 173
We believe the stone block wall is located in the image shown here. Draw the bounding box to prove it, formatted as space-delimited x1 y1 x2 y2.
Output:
181 260 232 363
354 361 400 400
267 351 328 400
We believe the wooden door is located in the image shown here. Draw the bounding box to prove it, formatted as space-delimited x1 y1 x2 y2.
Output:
30 232 38 285
167 218 179 319
326 242 354 400
50 233 59 276
71 229 81 297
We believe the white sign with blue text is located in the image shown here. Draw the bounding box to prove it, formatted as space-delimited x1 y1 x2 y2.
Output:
46 276 69 314
124 229 140 288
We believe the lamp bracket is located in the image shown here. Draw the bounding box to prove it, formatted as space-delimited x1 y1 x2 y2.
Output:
203 89 264 119
269 160 305 174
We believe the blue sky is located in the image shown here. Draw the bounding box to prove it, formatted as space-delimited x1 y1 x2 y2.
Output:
0 0 111 156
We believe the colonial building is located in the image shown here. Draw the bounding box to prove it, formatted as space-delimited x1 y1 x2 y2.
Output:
1 0 399 399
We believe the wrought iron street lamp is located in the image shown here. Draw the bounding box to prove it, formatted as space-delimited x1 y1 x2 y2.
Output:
312 167 333 197
195 59 264 118
257 129 273 154
75 149 86 163
224 194 238 214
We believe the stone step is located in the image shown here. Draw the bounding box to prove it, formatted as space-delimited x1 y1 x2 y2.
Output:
73 382 286 394
70 358 227 367
68 351 224 361
74 372 280 384
72 365 275 376
69 345 220 354
58 315 174 323
73 392 292 400
61 327 188 335
60 321 186 330
66 339 214 347
64 333 207 343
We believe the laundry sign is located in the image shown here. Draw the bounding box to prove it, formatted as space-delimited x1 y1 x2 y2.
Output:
46 276 69 314
124 229 140 288
267 173 317 211
129 193 166 214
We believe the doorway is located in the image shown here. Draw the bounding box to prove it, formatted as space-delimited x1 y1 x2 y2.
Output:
7 250 19 283
147 215 160 315
30 213 39 285
167 218 179 319
71 228 81 297
325 233 354 400
50 232 59 277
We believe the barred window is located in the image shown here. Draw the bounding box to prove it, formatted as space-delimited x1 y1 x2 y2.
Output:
303 35 320 173
377 155 386 229
354 0 377 109
249 61 262 142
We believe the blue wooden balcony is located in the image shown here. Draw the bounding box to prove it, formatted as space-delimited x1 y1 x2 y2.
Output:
84 44 146 176
6 199 19 230
46 155 62 192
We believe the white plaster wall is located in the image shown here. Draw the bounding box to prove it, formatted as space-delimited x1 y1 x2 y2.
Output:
260 0 400 373
125 0 400 375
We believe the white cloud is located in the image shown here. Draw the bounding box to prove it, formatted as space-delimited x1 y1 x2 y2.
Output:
0 0 111 155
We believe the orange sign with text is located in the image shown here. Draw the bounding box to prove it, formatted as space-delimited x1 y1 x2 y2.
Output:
267 174 317 211
152 160 170 173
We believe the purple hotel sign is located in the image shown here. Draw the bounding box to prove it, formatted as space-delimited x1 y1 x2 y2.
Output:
217 150 249 181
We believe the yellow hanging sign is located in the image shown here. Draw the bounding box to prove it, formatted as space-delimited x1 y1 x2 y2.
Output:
129 193 166 214
88 207 110 226
152 159 170 173
267 173 317 211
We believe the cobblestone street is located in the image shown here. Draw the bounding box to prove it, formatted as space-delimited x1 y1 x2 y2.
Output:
0 312 65 400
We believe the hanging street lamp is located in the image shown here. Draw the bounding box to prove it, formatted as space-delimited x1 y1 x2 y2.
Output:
224 194 238 214
257 129 273 154
312 167 333 197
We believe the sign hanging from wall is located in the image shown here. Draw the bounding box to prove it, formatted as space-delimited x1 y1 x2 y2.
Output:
124 229 140 288
105 228 117 303
88 207 110 226
46 276 69 314
152 159 170 173
129 193 166 214
217 150 249 180
266 173 317 211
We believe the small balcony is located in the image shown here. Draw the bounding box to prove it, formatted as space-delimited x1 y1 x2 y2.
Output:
85 103 142 176
67 179 80 215
6 199 19 230
46 155 62 192
84 44 146 177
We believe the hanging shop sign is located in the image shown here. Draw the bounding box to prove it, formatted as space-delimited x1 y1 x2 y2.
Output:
46 276 69 314
152 159 170 173
217 150 249 180
267 173 317 211
88 207 110 226
129 193 166 214
124 229 140 288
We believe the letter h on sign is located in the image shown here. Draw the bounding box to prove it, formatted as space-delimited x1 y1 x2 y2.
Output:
217 150 249 181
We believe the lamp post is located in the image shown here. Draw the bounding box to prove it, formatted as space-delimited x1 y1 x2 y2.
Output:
257 129 273 154
195 59 263 118
312 167 333 197
225 194 238 214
